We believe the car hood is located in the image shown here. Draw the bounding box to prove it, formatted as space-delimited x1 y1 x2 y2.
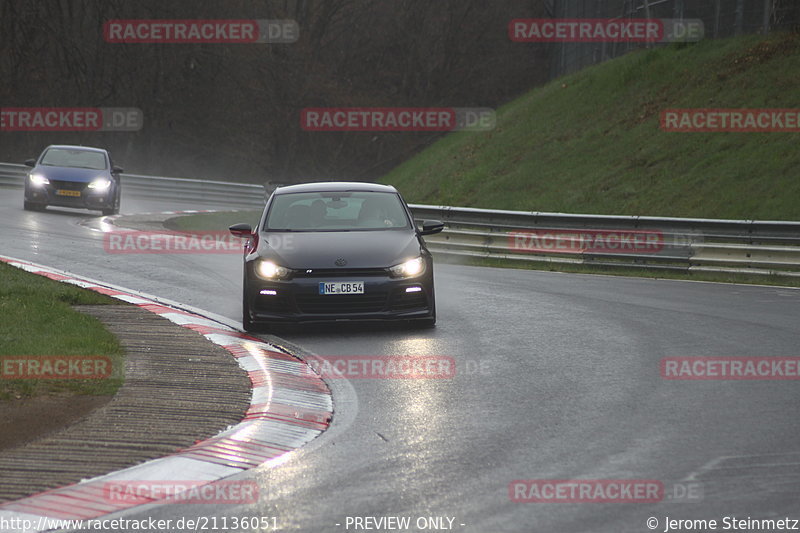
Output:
257 230 421 269
34 165 107 183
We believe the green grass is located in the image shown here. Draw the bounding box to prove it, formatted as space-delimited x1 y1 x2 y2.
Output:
380 33 800 220
0 262 124 400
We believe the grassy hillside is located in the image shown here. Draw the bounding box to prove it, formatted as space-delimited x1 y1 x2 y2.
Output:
381 33 800 220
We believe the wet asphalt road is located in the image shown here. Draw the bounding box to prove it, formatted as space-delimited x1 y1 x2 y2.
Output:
1 188 799 533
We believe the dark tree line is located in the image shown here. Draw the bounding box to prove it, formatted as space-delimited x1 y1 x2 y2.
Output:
0 0 548 182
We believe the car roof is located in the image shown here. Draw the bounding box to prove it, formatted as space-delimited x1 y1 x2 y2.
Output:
44 145 108 154
273 181 399 194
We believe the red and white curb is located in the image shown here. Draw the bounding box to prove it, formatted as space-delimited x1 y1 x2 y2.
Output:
0 256 332 532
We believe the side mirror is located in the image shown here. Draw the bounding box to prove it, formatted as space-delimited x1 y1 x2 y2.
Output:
420 220 444 236
229 223 253 237
230 223 257 253
112 166 124 174
24 159 36 167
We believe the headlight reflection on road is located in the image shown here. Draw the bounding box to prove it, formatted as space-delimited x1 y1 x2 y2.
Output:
97 218 117 232
385 336 452 438
24 216 44 256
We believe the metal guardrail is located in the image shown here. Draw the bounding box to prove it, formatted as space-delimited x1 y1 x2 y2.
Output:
409 205 800 278
0 162 264 208
0 162 26 188
3 161 799 278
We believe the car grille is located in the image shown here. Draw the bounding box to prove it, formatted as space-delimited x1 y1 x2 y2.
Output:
49 180 86 191
295 292 388 314
292 268 388 278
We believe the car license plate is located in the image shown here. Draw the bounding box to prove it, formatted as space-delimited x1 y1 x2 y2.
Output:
56 189 81 197
319 281 364 295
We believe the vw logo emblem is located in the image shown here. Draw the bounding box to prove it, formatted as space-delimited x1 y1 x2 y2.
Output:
334 258 347 266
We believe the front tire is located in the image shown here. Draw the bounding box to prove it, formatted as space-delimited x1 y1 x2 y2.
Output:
413 299 437 329
101 187 120 216
415 289 436 328
242 280 267 333
243 292 256 332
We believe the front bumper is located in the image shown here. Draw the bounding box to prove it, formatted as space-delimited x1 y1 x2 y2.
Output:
245 270 435 324
25 182 113 210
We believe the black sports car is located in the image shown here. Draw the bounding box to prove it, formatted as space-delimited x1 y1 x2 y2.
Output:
23 144 123 215
229 182 444 331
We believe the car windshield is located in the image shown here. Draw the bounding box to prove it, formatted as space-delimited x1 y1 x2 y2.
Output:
265 191 410 231
40 148 107 170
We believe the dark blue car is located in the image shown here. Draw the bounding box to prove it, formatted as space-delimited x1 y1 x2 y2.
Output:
23 145 122 215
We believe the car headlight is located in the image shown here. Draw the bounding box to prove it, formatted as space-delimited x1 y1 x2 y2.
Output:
29 173 49 186
389 256 425 278
88 178 112 191
255 260 291 280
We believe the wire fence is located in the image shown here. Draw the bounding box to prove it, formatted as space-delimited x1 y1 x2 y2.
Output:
544 0 800 78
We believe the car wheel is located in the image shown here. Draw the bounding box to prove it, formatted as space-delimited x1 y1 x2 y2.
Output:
243 293 255 331
414 290 436 328
242 283 264 332
114 184 121 214
102 188 120 216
